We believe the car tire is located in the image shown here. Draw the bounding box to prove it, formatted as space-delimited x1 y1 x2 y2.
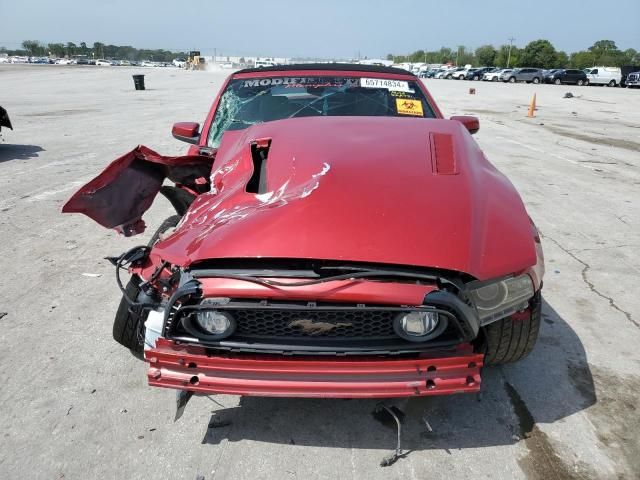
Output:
509 77 516 83
493 77 499 82
577 79 584 86
554 78 562 85
473 75 480 81
532 77 540 84
584 79 589 86
112 215 182 359
607 80 616 87
483 292 541 365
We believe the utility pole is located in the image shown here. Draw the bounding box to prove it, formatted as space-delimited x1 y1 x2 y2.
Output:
507 37 515 68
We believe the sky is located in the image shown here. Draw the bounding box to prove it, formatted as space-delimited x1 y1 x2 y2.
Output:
1 0 638 59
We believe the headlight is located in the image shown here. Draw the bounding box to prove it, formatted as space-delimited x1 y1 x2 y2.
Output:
470 274 534 325
183 299 236 340
393 311 448 342
196 310 233 335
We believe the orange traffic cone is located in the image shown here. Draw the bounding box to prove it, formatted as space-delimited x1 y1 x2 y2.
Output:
527 93 537 117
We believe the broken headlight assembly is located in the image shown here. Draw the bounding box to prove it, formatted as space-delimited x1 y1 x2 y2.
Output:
469 274 534 325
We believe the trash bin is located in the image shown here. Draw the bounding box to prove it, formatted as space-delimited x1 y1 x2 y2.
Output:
132 74 145 91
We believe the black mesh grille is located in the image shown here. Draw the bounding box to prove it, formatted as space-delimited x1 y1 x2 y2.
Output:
232 309 397 339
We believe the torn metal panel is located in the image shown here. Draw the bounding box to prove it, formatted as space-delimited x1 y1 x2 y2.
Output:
62 145 213 236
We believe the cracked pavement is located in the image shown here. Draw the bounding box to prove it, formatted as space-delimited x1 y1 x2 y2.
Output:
1 65 639 479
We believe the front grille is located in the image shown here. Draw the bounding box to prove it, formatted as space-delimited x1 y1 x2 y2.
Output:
233 308 397 339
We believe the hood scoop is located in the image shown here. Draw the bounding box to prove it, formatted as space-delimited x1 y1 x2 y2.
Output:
430 132 457 175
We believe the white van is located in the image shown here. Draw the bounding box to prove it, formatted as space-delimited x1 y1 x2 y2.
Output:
586 67 622 87
255 60 277 68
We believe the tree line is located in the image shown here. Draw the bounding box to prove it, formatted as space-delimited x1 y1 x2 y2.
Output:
388 40 640 69
2 40 187 62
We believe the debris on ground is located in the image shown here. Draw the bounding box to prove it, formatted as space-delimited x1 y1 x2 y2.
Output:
81 273 102 278
564 92 574 98
373 403 405 467
0 312 7 320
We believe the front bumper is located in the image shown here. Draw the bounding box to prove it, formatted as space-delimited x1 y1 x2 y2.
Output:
145 339 483 398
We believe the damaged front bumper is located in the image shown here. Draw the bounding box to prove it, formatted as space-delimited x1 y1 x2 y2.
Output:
146 338 483 398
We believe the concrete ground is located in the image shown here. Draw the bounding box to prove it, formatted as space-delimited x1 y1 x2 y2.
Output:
0 64 639 480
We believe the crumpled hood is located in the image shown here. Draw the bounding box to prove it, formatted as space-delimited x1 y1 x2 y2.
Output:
154 116 536 281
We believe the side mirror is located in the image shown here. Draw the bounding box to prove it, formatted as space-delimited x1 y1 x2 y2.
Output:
172 122 200 144
450 115 480 135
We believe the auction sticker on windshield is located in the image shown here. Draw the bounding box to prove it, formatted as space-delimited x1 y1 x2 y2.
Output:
360 78 411 92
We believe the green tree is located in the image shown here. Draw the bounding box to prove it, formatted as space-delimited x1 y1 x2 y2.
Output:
455 46 475 66
555 51 569 68
622 48 640 65
570 51 596 69
495 44 520 67
79 42 88 55
520 39 558 68
588 40 623 66
48 43 66 58
93 42 105 58
66 42 77 57
475 45 497 66
22 40 43 56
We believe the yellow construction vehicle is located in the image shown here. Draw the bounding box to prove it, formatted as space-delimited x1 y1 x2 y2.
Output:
187 51 205 70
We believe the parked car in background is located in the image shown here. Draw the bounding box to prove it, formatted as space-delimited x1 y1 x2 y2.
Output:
95 59 112 66
76 58 89 65
502 68 543 84
445 67 466 79
55 58 73 65
620 66 640 87
434 68 451 79
484 69 510 81
451 68 470 80
545 69 588 85
586 67 621 87
173 58 186 68
465 67 495 80
625 71 640 88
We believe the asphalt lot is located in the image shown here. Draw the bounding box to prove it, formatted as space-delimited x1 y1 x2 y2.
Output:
1 64 639 480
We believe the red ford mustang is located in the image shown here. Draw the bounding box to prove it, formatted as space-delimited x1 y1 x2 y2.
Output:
64 64 544 399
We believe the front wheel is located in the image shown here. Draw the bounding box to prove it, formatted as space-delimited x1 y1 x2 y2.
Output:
483 293 541 365
577 79 584 86
554 78 562 85
112 215 182 359
532 77 540 84
509 77 516 83
607 80 616 87
493 77 499 82
473 75 480 81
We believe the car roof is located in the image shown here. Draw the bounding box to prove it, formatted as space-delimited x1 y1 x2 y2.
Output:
234 63 416 76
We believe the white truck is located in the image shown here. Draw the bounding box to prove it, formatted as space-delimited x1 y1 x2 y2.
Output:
586 67 621 87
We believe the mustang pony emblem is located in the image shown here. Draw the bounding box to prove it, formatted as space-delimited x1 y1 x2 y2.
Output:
288 319 352 335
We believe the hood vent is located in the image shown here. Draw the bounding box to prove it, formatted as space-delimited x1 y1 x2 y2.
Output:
246 138 272 194
430 133 457 175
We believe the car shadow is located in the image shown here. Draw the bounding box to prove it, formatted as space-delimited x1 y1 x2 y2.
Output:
200 300 595 457
0 144 44 162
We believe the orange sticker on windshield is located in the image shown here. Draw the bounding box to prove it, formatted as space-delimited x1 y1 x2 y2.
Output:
396 99 423 116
